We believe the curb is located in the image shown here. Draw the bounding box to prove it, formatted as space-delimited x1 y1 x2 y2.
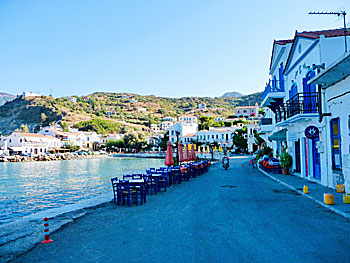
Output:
257 167 350 221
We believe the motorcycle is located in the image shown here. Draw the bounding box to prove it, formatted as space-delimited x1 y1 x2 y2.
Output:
222 157 229 170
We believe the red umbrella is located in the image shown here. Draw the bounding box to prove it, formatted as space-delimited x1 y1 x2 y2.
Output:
183 143 190 162
190 144 196 161
178 142 184 163
164 141 174 166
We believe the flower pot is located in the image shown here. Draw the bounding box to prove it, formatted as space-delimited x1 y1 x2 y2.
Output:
281 168 289 175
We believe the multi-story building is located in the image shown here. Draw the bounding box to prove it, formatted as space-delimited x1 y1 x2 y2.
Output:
196 127 236 147
3 132 61 155
168 122 198 144
260 28 350 188
178 115 198 124
309 52 350 189
234 104 259 117
160 121 174 131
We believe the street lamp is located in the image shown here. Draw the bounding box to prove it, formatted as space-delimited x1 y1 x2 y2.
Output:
209 142 214 161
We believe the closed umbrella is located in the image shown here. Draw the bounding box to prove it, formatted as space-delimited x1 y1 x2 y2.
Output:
164 141 174 166
190 144 196 161
178 141 184 163
184 143 190 162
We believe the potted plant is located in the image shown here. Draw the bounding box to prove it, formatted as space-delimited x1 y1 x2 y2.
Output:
280 151 293 175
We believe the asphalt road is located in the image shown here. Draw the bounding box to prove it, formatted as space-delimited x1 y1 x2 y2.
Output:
13 156 350 263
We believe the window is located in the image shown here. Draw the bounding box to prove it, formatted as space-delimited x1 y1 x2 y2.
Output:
330 118 342 170
20 139 23 143
212 135 214 139
222 134 224 139
216 135 218 139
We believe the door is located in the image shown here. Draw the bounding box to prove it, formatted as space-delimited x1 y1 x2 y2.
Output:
312 138 321 180
295 139 301 172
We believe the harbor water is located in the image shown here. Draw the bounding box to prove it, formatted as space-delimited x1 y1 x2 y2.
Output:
0 157 164 225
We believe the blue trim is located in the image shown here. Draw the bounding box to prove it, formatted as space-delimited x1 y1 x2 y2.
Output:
285 39 320 75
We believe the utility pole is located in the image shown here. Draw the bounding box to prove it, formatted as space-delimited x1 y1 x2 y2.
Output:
309 11 348 53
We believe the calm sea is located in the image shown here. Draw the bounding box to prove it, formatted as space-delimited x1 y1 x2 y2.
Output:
0 157 164 225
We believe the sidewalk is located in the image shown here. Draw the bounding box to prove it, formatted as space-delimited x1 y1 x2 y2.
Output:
257 166 350 220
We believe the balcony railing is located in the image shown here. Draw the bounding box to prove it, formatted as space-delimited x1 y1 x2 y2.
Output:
275 92 319 123
261 79 285 102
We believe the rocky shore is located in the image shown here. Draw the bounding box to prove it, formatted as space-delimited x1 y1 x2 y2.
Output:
0 153 108 163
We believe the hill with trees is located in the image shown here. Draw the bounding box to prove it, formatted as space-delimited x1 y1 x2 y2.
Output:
0 91 262 135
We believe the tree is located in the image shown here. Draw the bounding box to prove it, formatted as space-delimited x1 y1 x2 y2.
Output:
20 124 29 132
232 128 247 153
254 130 265 147
60 121 70 132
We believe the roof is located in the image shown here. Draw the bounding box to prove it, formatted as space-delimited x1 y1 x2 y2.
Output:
183 133 196 137
284 28 350 74
235 106 257 109
14 132 58 140
296 28 350 39
269 39 293 70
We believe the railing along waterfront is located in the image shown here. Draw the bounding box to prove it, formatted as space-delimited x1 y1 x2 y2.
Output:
275 92 319 123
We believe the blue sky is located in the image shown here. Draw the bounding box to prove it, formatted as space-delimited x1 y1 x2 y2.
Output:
0 0 349 98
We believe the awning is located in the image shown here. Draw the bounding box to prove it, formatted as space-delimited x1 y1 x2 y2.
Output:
9 147 25 152
268 129 287 141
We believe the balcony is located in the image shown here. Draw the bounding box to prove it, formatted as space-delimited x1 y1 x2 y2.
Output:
275 92 319 123
258 118 273 133
261 80 285 108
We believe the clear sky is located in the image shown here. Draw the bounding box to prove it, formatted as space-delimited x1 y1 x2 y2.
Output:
0 0 349 98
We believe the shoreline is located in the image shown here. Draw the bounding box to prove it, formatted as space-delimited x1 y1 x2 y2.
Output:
0 153 111 163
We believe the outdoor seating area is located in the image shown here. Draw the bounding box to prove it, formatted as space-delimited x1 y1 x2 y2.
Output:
110 160 211 207
254 156 282 174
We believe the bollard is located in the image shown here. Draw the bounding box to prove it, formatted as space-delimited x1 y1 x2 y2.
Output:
303 185 308 194
41 217 53 244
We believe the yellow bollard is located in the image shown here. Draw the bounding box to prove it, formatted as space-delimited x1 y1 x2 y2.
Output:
324 193 334 205
337 184 345 193
303 185 308 194
343 193 350 204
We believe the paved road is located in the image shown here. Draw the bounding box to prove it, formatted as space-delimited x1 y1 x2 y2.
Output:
13 157 350 263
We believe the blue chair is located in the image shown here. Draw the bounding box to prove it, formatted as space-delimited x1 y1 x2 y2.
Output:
111 177 120 204
119 180 137 207
123 174 133 180
158 171 167 192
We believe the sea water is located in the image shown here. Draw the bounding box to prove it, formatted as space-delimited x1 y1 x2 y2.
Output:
0 157 164 225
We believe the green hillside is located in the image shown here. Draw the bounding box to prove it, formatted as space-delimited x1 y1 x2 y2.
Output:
0 92 262 135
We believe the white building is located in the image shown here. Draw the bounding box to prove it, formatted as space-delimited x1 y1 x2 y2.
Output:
81 132 100 150
309 52 350 190
39 129 86 148
198 104 206 109
196 127 236 147
179 115 198 124
163 117 177 122
150 124 161 133
18 91 41 98
245 124 259 153
260 28 350 188
182 133 196 143
234 104 259 117
160 121 174 131
99 134 124 144
214 117 225 122
4 132 60 155
67 97 77 103
168 122 198 144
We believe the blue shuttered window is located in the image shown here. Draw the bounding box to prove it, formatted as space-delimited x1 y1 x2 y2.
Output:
330 118 342 170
